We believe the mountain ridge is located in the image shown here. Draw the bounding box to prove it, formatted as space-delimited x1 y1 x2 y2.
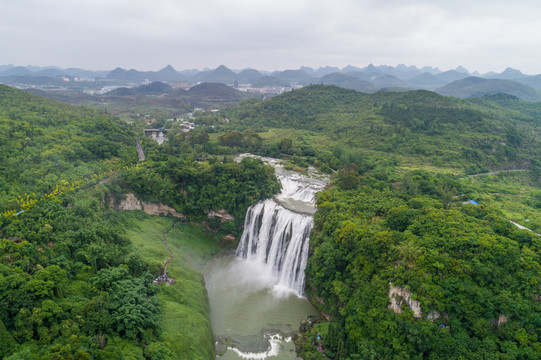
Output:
436 76 541 101
4 64 541 97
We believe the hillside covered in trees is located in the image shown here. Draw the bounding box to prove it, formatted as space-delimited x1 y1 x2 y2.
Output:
225 85 540 175
1 81 540 359
0 85 280 359
300 170 540 359
0 84 137 213
216 85 540 358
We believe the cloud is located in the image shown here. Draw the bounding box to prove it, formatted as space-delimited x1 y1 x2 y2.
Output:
1 0 540 73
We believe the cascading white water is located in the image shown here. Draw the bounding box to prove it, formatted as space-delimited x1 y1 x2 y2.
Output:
235 156 328 297
206 155 328 359
235 200 313 295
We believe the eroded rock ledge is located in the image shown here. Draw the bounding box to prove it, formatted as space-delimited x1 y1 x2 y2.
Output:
207 209 235 221
388 283 508 326
113 193 185 219
388 283 424 318
388 283 442 320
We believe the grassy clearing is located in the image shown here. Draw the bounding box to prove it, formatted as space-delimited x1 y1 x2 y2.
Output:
258 128 463 174
166 223 220 270
122 211 219 359
259 128 539 232
460 172 541 232
398 162 462 175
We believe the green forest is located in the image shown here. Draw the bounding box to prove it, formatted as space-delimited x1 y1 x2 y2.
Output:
231 86 539 172
300 170 540 359
1 82 540 359
0 84 279 359
221 85 541 358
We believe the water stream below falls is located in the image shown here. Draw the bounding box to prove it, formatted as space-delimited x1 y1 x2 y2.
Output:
204 156 328 359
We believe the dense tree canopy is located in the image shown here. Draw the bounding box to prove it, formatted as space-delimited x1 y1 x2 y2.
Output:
115 154 280 223
0 85 280 359
2 80 540 360
0 84 137 214
301 170 541 359
225 85 540 174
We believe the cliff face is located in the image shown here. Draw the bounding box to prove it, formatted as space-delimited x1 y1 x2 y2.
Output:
112 193 236 222
388 283 442 321
113 193 185 219
388 283 510 328
388 283 423 318
207 208 234 221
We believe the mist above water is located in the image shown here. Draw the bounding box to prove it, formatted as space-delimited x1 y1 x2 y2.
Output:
236 200 314 297
205 156 327 359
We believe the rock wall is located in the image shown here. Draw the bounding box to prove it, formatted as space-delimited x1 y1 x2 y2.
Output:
114 193 185 219
388 283 511 329
388 283 423 318
491 313 509 327
388 283 446 321
207 208 234 221
498 313 508 326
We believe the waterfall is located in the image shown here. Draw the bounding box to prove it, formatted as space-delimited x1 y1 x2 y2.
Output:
235 158 327 297
236 200 313 295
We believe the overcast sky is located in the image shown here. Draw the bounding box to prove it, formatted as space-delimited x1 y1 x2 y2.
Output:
2 0 541 74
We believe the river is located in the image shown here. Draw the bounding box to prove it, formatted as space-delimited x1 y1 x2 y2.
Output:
204 156 328 359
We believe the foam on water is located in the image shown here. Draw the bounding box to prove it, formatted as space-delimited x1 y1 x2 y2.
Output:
227 334 288 359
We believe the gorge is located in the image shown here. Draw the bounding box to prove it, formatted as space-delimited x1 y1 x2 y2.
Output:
205 157 327 359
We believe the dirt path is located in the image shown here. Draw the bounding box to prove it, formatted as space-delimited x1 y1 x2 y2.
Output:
152 223 177 285
161 223 175 278
135 136 145 161
510 221 541 236
467 169 528 177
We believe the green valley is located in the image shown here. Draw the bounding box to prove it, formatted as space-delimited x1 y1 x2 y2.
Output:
1 80 540 359
219 85 541 358
0 84 279 359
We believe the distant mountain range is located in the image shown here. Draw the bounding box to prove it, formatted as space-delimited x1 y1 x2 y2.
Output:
435 77 541 101
0 65 109 78
2 63 541 100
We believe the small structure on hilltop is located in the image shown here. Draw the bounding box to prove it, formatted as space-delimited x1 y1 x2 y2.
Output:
143 128 168 144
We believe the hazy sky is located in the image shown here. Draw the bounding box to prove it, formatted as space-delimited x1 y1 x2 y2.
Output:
2 0 541 74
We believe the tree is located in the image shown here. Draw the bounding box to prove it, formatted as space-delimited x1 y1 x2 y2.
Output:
335 165 359 190
0 319 17 358
218 131 243 147
144 343 174 360
279 138 293 154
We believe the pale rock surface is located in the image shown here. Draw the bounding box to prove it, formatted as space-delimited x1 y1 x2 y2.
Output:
208 208 235 221
115 193 185 219
388 283 423 318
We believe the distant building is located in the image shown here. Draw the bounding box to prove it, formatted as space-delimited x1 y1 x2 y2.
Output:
179 121 195 132
143 129 168 144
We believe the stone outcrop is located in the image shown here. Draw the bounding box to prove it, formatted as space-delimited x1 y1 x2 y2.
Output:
498 313 508 326
388 283 446 321
388 283 508 328
388 283 423 318
207 209 234 222
114 193 185 219
491 313 509 327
